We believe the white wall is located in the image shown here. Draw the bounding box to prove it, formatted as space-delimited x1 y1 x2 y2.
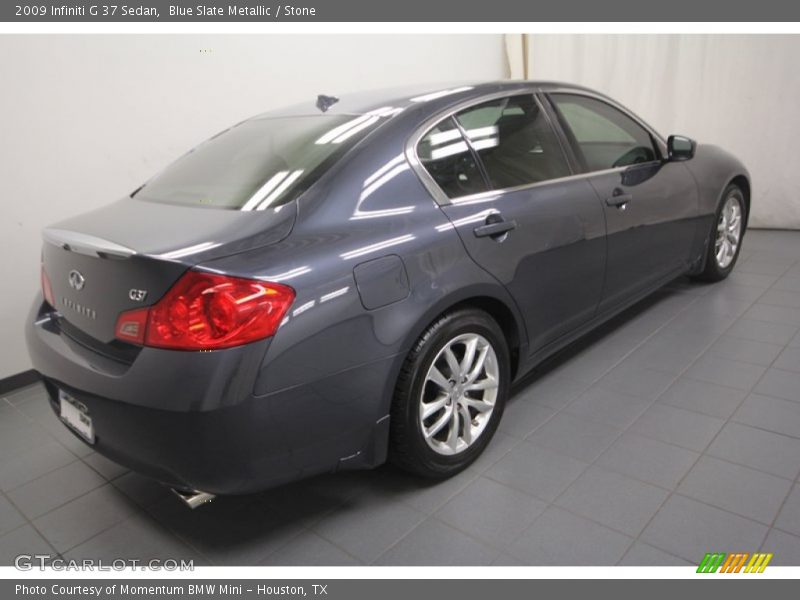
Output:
0 34 508 379
521 34 800 230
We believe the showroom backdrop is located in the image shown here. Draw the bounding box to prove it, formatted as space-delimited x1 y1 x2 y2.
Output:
506 34 800 230
0 34 508 379
1 35 798 380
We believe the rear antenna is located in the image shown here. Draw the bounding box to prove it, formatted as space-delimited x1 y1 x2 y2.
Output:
316 94 339 113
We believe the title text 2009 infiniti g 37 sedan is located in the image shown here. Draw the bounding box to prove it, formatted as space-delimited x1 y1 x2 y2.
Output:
26 81 749 506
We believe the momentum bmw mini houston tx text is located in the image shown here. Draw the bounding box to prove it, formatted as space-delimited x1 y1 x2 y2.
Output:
26 82 750 506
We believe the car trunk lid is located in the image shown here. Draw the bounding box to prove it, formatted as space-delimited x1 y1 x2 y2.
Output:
41 198 296 344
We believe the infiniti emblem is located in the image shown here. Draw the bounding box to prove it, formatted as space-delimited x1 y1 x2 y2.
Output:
68 270 85 291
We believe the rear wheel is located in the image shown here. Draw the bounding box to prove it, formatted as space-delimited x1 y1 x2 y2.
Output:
389 309 509 478
694 184 745 282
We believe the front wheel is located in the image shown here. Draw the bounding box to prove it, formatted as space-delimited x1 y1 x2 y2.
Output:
694 184 745 282
389 308 510 478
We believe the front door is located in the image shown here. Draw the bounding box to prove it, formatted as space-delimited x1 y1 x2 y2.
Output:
548 93 699 312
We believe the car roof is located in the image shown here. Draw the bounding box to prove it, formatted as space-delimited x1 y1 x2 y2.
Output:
251 80 603 119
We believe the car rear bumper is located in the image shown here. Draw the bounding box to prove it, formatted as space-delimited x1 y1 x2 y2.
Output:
26 298 392 494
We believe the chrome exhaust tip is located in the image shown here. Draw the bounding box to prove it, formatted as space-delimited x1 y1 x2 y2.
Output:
171 488 216 509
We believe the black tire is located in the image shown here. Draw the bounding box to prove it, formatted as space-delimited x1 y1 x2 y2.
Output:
388 308 510 479
693 184 746 282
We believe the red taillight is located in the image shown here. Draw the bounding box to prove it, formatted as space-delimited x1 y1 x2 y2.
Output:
114 271 295 351
41 266 55 307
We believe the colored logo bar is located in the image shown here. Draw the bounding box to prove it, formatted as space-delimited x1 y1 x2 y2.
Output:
697 552 773 573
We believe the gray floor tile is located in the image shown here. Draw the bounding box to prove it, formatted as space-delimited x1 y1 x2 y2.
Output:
775 484 800 537
738 259 790 276
618 542 692 566
527 412 622 462
595 432 699 490
726 318 799 345
684 355 766 391
375 517 498 565
621 336 703 374
555 466 669 536
0 419 55 461
744 303 800 327
508 506 632 565
678 456 792 524
0 440 75 492
147 494 306 566
754 368 800 403
728 271 780 289
564 385 652 429
515 372 589 410
82 453 129 481
773 277 800 293
33 485 136 552
261 530 360 566
435 477 546 548
792 331 800 348
498 398 555 439
629 403 725 452
485 442 588 502
761 529 800 566
4 383 47 406
312 494 425 563
0 524 55 566
760 289 800 309
641 494 768 563
65 511 206 563
773 347 800 373
597 365 676 401
7 461 105 519
707 335 784 367
0 494 25 537
733 393 800 438
707 422 800 480
657 376 748 419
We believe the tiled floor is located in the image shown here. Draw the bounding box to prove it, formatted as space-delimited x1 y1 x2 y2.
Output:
2 229 800 566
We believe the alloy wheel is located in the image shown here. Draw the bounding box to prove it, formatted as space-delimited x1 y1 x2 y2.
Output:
715 195 743 269
419 333 499 456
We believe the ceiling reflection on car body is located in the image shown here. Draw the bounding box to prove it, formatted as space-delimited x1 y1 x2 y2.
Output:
408 86 474 103
352 153 416 220
339 234 416 260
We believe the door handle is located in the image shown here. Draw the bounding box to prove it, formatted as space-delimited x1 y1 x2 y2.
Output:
473 214 517 239
606 189 632 209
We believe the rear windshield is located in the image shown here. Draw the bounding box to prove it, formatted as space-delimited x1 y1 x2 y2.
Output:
134 114 385 210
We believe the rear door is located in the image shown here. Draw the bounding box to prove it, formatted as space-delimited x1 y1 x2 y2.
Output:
546 93 699 312
416 93 607 353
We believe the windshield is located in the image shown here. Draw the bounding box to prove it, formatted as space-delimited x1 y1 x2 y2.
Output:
134 114 385 210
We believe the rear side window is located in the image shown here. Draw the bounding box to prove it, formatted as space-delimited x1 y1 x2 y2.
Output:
135 115 385 210
416 118 488 199
551 94 657 171
455 94 570 189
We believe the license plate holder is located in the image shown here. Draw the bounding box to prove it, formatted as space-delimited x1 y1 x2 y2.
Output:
59 390 95 444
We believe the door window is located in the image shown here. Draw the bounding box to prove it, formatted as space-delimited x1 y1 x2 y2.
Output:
455 95 570 189
551 94 658 172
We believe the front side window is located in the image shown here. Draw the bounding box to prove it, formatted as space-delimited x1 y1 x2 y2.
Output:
455 94 570 189
135 114 386 210
417 118 488 199
551 94 657 172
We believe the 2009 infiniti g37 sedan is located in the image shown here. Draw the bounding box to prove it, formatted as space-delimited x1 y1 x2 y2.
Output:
26 81 750 506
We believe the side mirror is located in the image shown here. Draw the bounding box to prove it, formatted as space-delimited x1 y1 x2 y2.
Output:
667 135 696 161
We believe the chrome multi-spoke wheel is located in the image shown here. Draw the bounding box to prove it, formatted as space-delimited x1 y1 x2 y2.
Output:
419 333 499 456
715 195 743 269
389 308 508 478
